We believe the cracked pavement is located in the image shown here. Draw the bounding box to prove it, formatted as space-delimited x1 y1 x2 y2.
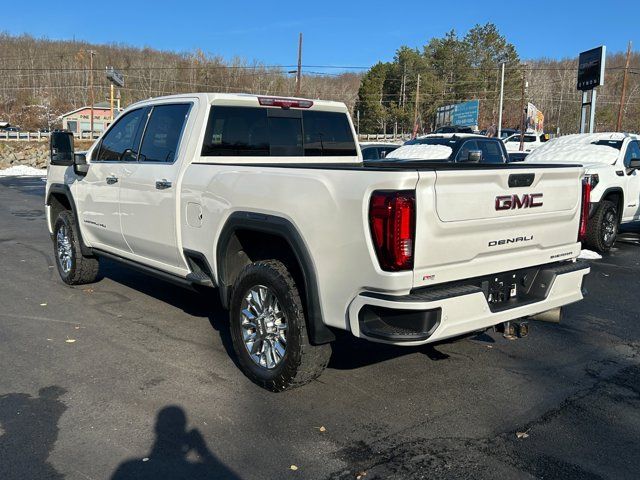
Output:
1 176 639 479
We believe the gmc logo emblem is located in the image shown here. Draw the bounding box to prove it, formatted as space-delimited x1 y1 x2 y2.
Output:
495 193 543 210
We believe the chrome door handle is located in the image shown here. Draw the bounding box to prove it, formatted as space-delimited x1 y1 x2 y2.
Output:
106 176 118 185
155 179 172 190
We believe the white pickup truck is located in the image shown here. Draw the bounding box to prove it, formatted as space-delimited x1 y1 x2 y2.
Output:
46 93 590 391
525 132 640 252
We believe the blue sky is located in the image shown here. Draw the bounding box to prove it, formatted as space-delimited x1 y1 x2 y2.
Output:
5 0 639 70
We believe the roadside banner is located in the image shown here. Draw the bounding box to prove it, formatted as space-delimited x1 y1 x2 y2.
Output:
435 100 479 128
452 100 479 127
526 103 544 134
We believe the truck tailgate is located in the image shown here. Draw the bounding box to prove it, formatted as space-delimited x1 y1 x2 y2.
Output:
413 166 584 289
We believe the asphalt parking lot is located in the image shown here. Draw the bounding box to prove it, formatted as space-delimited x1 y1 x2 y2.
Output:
1 175 639 480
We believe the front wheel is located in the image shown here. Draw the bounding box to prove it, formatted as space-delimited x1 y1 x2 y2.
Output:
229 260 331 391
584 200 618 253
53 210 100 285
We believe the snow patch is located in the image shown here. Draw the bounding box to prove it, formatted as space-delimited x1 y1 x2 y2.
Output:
386 144 453 160
0 165 47 177
525 132 635 165
578 249 602 260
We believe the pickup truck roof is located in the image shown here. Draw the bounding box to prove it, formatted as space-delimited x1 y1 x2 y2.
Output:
128 93 348 112
525 132 639 165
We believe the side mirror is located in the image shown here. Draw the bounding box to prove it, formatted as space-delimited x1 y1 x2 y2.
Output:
629 158 640 170
462 150 483 163
50 131 75 166
73 153 89 176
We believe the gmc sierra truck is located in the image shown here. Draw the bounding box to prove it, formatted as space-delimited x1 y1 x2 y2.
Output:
46 93 590 391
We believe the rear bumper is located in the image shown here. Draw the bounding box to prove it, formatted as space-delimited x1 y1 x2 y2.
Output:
347 261 590 346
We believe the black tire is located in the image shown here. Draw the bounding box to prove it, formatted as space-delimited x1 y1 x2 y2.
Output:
584 200 618 253
53 210 100 285
229 260 331 391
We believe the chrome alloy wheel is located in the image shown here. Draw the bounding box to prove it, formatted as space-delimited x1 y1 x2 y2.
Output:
603 210 617 245
56 224 73 274
240 285 288 369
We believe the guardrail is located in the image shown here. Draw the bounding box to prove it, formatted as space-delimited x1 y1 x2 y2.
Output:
0 131 101 141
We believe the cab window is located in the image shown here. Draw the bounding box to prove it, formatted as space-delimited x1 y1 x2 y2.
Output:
456 140 478 162
477 140 506 163
95 108 146 162
201 106 357 157
624 141 640 168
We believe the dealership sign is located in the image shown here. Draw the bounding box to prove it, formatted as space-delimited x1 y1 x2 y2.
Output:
435 100 480 128
577 46 606 91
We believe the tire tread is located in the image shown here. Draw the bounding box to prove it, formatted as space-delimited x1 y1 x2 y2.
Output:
54 210 99 285
230 259 331 391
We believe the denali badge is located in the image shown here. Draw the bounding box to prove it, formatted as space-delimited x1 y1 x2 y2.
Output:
488 235 533 247
495 193 543 210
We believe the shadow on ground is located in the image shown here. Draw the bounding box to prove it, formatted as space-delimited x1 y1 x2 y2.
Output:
0 386 67 480
111 405 241 480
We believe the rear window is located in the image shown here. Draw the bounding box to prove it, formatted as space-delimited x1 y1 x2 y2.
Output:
201 106 357 157
477 140 506 163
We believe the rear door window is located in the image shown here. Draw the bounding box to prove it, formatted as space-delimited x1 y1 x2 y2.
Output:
138 104 191 163
201 106 357 157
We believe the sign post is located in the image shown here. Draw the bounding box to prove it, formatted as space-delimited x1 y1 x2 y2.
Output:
577 46 606 133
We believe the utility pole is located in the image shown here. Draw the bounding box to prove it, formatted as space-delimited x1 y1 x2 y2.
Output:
88 50 96 138
295 33 302 96
519 64 526 151
413 74 421 138
617 41 632 131
497 62 505 138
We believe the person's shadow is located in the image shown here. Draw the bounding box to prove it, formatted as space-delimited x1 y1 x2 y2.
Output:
0 386 67 480
111 406 240 480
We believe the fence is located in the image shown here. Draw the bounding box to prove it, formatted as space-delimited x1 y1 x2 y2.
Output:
358 133 412 143
0 131 101 141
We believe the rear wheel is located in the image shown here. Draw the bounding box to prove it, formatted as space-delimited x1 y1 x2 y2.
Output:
584 200 618 253
53 210 100 285
229 260 331 391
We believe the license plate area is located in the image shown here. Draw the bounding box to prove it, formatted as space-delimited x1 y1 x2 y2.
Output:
481 269 534 311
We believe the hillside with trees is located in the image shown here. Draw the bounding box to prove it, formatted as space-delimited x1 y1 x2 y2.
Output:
354 24 639 135
0 27 637 133
0 33 360 130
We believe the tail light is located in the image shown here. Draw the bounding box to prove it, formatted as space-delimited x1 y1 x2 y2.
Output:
369 191 415 271
578 178 592 241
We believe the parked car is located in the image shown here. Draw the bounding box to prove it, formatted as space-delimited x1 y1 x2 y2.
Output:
359 142 399 160
433 125 474 134
491 128 520 139
480 128 519 139
384 134 509 163
503 132 548 153
525 132 640 252
46 93 589 391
